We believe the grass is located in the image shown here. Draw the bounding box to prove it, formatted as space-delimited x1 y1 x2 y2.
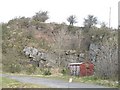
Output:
1 76 49 88
4 72 119 88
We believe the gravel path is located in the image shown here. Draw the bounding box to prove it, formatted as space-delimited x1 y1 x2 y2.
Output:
2 74 108 88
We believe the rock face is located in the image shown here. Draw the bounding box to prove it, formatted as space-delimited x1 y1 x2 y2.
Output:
23 47 83 68
23 47 47 67
89 43 101 62
23 46 38 57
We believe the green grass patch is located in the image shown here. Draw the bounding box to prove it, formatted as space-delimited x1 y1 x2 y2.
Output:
1 76 49 88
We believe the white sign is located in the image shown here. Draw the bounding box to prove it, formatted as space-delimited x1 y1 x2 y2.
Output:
69 78 73 83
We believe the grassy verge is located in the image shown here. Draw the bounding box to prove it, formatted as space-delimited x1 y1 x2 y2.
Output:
1 76 49 88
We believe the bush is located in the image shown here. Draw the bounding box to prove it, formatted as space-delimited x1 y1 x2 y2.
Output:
32 11 49 22
25 64 36 74
43 69 51 75
61 68 68 75
67 25 77 34
4 64 21 73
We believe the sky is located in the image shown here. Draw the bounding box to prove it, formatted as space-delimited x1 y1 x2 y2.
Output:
0 0 119 28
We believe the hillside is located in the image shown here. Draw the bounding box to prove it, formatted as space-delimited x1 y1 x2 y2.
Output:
2 16 118 80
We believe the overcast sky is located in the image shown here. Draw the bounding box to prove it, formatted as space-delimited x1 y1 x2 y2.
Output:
0 0 119 28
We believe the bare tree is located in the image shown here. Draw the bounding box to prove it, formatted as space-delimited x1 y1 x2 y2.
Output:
84 15 97 28
89 30 118 80
51 25 67 67
67 15 77 26
100 22 107 28
95 37 118 80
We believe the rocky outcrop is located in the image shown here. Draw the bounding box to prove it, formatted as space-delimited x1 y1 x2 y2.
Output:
89 43 101 62
23 47 84 68
23 46 47 67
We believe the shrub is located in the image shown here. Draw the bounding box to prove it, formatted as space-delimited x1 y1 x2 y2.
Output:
61 68 69 75
32 11 49 22
25 64 36 74
43 69 51 75
4 64 21 73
